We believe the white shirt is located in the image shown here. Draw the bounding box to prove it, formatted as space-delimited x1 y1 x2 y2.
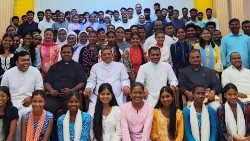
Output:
68 23 81 32
89 106 122 141
222 65 250 94
143 34 177 52
136 61 178 106
38 19 54 39
86 61 130 102
1 66 43 109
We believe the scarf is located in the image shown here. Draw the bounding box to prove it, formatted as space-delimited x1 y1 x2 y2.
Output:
190 103 210 141
26 110 46 141
200 44 214 69
225 102 246 136
40 40 57 47
56 28 68 47
63 109 82 141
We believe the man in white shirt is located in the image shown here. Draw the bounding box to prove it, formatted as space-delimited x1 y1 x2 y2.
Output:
222 52 250 99
203 8 219 30
38 9 54 39
84 47 130 109
1 51 43 141
144 21 177 51
136 47 178 106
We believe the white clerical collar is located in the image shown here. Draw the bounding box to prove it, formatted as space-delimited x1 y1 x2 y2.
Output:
102 61 113 68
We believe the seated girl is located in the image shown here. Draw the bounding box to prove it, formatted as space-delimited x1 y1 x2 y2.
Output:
151 86 184 141
121 82 153 141
90 83 121 141
183 84 218 141
57 92 91 141
217 83 250 141
21 90 53 141
0 86 18 141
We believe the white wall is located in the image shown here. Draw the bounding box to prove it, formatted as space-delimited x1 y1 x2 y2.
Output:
34 0 194 13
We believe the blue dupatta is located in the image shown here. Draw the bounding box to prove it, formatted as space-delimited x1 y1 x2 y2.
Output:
200 44 214 69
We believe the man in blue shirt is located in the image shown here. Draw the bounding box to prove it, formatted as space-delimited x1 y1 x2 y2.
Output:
221 18 250 69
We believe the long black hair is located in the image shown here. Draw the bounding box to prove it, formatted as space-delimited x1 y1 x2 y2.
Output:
106 31 121 62
155 86 177 140
22 33 37 66
0 33 16 54
130 33 146 64
199 28 215 48
93 83 118 141
0 86 16 139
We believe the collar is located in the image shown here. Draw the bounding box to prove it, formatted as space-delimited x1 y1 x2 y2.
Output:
231 65 244 71
228 32 244 37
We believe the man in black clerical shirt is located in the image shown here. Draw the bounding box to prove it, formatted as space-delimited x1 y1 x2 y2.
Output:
44 44 86 140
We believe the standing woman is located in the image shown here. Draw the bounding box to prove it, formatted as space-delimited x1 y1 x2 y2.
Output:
57 92 91 141
78 31 89 47
151 86 184 141
16 33 41 69
56 28 68 48
68 14 81 33
194 28 222 73
97 28 107 47
104 31 122 62
115 27 130 51
122 33 146 83
79 31 100 78
0 86 19 141
0 34 16 78
66 32 84 62
121 82 153 141
183 85 218 141
21 90 53 141
154 30 171 63
38 28 59 77
170 27 193 75
217 83 250 141
33 34 42 47
90 83 121 141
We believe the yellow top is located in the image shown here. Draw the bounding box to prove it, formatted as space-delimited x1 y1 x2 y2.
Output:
151 109 184 141
194 43 223 72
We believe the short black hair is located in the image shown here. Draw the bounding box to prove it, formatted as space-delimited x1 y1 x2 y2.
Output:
144 8 150 13
185 23 197 31
197 12 203 15
242 20 250 26
61 44 73 52
11 16 19 21
182 7 188 11
206 21 216 28
154 3 160 6
206 8 212 12
45 9 52 13
14 51 30 61
192 84 205 93
97 28 105 33
37 11 44 16
26 10 35 15
229 18 240 25
189 8 198 13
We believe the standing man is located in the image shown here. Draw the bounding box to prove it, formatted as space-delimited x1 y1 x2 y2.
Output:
84 47 130 109
171 9 185 32
38 9 54 39
203 8 220 30
221 18 250 69
136 47 178 106
17 10 38 38
185 8 204 28
242 20 250 36
134 3 142 19
1 51 43 141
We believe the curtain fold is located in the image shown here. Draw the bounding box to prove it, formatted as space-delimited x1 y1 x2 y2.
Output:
0 0 14 37
213 0 229 35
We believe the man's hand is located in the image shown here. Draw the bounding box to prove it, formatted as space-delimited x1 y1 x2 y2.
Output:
185 91 193 101
238 93 248 99
122 86 130 97
50 89 59 97
84 87 92 97
61 88 73 95
22 96 31 107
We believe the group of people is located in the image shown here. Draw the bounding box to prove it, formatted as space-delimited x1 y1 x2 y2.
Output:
1 2 250 141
